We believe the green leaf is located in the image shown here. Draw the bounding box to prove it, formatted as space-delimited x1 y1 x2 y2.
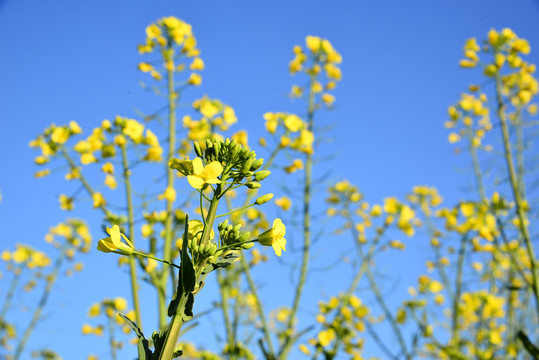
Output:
212 252 240 270
119 313 152 360
183 293 194 321
181 216 196 293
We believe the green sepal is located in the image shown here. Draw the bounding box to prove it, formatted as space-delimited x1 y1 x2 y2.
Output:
119 313 152 360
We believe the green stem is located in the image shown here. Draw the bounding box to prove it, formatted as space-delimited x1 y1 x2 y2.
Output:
121 144 143 330
278 72 316 360
451 234 467 346
13 243 68 360
158 186 221 360
215 203 256 219
495 73 539 321
424 214 453 301
0 264 23 319
217 270 236 358
108 313 117 360
132 251 181 270
159 59 179 329
239 256 275 358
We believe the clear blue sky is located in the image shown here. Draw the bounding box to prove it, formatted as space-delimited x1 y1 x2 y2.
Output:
1 0 538 359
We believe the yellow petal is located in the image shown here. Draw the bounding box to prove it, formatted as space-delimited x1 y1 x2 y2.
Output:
192 157 204 175
187 175 205 189
273 218 286 236
97 238 116 252
203 161 223 179
272 242 282 257
109 225 122 248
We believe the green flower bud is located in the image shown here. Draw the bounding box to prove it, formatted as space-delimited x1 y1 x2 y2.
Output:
250 158 264 171
233 224 242 231
246 182 261 189
242 158 253 174
255 193 274 205
242 242 254 249
255 170 271 181
239 147 249 159
239 232 251 242
193 141 203 158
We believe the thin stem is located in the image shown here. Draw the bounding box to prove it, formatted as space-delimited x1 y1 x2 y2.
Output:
217 270 236 358
215 203 256 219
0 264 23 319
495 73 539 320
159 57 179 329
121 144 143 330
278 72 316 360
451 234 467 346
108 314 118 360
132 251 181 270
13 243 68 360
239 256 275 358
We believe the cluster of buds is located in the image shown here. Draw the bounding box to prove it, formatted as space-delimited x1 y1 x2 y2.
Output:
171 138 270 192
218 220 253 249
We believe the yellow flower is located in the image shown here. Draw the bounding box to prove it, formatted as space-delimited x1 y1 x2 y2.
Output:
70 121 82 134
187 158 223 190
232 130 248 147
189 57 204 71
158 186 177 202
187 73 202 86
275 196 292 211
88 303 100 317
59 194 74 211
306 35 321 52
92 192 106 208
114 297 127 311
283 114 303 132
284 159 303 173
123 119 145 143
258 219 286 256
102 162 114 174
317 329 335 347
97 225 134 255
104 175 117 190
81 324 93 335
321 93 335 106
51 126 70 144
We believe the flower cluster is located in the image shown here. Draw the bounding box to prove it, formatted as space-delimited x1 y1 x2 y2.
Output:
262 112 314 154
138 16 201 84
289 36 342 107
300 294 369 359
82 298 136 353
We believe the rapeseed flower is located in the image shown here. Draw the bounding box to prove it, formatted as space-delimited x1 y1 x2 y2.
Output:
258 219 286 256
187 158 223 190
97 225 134 255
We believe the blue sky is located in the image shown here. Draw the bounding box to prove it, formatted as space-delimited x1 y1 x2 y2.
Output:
1 0 539 359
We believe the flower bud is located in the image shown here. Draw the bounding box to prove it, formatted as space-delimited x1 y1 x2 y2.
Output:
255 193 274 205
250 158 264 171
194 141 203 157
246 182 261 189
255 170 271 181
242 242 254 249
